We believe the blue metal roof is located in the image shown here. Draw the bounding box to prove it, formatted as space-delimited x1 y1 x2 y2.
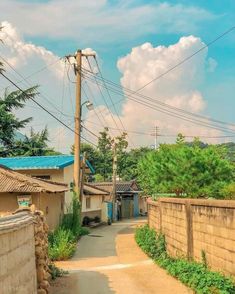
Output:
0 155 95 173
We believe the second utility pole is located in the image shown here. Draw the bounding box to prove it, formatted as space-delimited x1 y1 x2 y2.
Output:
112 143 117 222
74 50 82 202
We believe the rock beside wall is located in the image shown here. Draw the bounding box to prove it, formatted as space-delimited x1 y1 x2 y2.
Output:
33 210 51 294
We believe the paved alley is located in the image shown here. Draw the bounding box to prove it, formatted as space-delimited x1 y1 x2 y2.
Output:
51 218 192 294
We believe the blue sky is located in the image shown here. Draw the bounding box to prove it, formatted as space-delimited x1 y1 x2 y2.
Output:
23 0 235 122
0 0 235 150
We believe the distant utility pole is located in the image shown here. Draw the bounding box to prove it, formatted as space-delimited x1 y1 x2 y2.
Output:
154 126 158 150
112 143 117 222
69 49 95 202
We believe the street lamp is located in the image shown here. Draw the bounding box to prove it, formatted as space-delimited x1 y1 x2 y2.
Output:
81 100 94 113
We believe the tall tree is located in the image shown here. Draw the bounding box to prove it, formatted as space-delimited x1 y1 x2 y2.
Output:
0 87 38 154
12 127 60 156
97 127 113 180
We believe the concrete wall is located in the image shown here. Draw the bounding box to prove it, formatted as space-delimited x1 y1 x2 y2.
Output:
148 198 235 276
0 212 37 294
0 192 64 230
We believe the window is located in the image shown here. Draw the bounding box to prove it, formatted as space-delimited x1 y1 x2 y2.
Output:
86 197 91 209
34 175 51 180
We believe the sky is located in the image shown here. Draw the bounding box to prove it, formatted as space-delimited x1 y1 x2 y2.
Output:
0 0 235 152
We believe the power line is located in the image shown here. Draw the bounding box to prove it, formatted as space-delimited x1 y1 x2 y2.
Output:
132 26 235 93
93 56 136 148
0 71 97 147
82 67 235 129
84 57 124 137
83 73 235 135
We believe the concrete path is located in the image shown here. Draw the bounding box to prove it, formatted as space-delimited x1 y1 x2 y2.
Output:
50 218 192 294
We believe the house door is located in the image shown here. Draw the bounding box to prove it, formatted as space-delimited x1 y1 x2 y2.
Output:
121 199 134 218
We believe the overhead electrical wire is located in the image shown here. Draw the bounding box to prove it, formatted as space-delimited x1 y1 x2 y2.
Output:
83 72 235 135
84 57 124 138
0 71 98 147
134 26 235 94
93 56 136 147
82 67 235 129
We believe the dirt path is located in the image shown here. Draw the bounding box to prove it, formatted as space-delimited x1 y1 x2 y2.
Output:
50 218 192 294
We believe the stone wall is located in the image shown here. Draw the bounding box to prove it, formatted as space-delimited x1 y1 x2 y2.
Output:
148 198 235 276
0 212 37 294
0 209 51 294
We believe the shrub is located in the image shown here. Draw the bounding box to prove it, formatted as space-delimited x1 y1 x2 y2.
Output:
48 228 76 261
135 225 235 294
62 195 81 238
78 226 90 236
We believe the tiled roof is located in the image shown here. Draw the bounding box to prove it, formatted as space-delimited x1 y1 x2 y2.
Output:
90 181 140 193
0 155 95 173
83 183 109 196
0 166 68 193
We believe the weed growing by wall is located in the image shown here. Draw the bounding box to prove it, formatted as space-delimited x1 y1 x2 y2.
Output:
135 225 235 294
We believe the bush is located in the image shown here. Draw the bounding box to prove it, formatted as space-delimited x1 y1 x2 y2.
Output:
48 228 76 261
78 226 90 236
62 195 81 238
135 225 235 294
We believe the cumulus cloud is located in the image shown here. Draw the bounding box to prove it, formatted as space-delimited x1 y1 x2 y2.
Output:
0 0 217 44
85 36 223 147
0 22 76 153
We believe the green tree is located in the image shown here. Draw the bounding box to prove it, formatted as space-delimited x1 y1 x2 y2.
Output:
0 87 38 154
12 127 60 156
137 134 234 199
97 127 113 180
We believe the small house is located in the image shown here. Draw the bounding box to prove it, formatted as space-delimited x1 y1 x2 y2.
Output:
90 180 144 218
0 155 94 211
82 183 109 222
0 166 68 230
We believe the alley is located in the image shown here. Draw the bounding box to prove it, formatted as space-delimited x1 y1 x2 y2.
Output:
51 218 192 294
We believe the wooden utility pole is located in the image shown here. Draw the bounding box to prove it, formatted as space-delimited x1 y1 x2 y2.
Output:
154 126 158 150
72 50 96 203
74 50 82 201
112 143 117 221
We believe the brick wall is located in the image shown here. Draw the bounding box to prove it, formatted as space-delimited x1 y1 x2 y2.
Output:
148 198 235 276
0 212 37 294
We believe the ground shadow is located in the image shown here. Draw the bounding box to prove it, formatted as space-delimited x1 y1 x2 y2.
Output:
50 271 115 294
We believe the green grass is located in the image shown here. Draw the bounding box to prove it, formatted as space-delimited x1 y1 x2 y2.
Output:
135 225 235 294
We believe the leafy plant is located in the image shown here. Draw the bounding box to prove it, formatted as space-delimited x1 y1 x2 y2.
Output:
135 225 235 294
48 228 76 261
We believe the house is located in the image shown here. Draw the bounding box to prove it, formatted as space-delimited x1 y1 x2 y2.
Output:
0 165 68 230
0 155 94 211
90 180 144 218
82 183 109 222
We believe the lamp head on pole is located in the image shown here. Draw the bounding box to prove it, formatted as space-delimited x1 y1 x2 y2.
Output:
85 101 94 111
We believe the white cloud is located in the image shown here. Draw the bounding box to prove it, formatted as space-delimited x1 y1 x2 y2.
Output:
85 35 223 147
0 0 217 44
0 22 76 153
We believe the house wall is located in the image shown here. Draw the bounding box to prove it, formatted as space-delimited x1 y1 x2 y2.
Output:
35 192 64 230
0 192 64 230
17 168 64 182
82 195 102 213
148 198 235 276
0 213 37 293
